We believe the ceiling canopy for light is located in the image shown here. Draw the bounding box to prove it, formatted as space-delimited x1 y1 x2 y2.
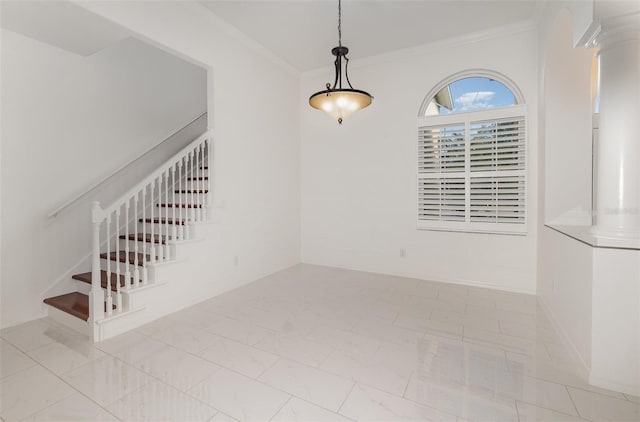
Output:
308 0 373 124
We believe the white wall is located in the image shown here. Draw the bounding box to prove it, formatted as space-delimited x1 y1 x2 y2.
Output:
537 1 640 395
1 29 207 327
74 0 301 313
591 247 640 393
538 228 592 373
300 28 539 294
542 10 594 224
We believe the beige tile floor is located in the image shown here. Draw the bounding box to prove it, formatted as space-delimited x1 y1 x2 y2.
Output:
1 264 639 421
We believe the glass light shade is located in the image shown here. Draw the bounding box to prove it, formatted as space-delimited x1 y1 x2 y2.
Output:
309 89 373 124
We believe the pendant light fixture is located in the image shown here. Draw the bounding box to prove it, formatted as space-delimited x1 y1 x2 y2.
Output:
309 0 373 124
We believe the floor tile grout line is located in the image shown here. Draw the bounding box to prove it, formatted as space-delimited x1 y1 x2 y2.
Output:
3 341 125 422
336 382 357 414
267 395 292 421
513 399 522 422
255 356 282 380
565 385 583 418
182 351 355 417
566 383 634 402
91 338 225 411
372 380 463 421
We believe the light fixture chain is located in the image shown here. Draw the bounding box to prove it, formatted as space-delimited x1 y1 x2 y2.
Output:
338 0 342 46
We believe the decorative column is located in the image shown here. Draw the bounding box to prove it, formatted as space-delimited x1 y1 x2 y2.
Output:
590 14 640 237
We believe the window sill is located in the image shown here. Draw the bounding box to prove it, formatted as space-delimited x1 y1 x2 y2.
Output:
417 225 527 236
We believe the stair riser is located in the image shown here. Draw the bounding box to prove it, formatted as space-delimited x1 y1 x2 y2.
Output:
74 279 127 295
100 260 140 278
155 208 204 219
154 193 209 205
178 179 209 188
137 222 187 236
100 248 173 268
182 168 208 176
117 237 179 250
170 193 209 203
74 280 92 295
47 306 90 336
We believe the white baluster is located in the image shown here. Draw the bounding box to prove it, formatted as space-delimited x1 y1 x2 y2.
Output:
124 200 131 288
141 186 147 284
156 177 163 261
114 209 121 313
195 146 201 222
172 165 177 242
133 194 140 288
183 156 190 240
149 179 156 262
163 171 169 260
199 144 204 219
188 151 194 223
192 149 198 222
202 140 206 207
200 142 204 210
178 160 184 240
90 202 105 331
106 214 113 317
207 138 212 207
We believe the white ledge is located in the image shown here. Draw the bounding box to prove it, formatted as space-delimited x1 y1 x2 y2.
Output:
546 224 640 250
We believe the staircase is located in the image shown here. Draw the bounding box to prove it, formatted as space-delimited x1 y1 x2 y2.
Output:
43 132 212 341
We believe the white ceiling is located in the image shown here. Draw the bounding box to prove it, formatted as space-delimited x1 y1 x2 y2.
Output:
0 1 131 56
200 0 539 71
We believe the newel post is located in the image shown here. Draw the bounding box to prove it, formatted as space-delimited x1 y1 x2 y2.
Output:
90 201 105 339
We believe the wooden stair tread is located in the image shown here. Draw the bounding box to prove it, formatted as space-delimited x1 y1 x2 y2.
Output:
175 190 209 194
100 251 148 266
72 271 127 292
140 218 185 225
119 233 167 244
200 166 209 170
157 203 202 208
187 176 208 180
43 292 113 321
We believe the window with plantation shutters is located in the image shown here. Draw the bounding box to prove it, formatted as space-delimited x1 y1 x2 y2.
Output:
417 104 527 234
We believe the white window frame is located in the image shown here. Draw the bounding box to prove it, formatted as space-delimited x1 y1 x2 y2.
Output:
417 104 527 235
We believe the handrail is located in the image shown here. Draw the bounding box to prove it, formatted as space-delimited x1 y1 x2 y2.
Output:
47 111 207 219
97 130 211 219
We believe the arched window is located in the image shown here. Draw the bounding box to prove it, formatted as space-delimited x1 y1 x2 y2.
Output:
417 70 527 234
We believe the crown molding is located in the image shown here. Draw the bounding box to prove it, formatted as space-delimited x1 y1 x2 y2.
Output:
303 18 538 77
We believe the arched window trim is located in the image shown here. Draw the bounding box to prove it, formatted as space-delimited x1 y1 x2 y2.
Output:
418 69 525 116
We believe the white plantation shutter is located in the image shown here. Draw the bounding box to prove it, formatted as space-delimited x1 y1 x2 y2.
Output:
469 117 525 172
469 176 525 223
418 178 465 221
417 105 527 234
418 124 466 173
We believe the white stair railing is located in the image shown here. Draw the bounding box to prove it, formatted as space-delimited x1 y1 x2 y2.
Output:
90 131 212 325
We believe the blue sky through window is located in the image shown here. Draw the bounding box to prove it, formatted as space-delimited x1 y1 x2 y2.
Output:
440 77 515 114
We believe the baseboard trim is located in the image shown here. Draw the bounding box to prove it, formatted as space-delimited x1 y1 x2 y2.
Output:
537 295 591 381
300 260 536 295
589 373 640 397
